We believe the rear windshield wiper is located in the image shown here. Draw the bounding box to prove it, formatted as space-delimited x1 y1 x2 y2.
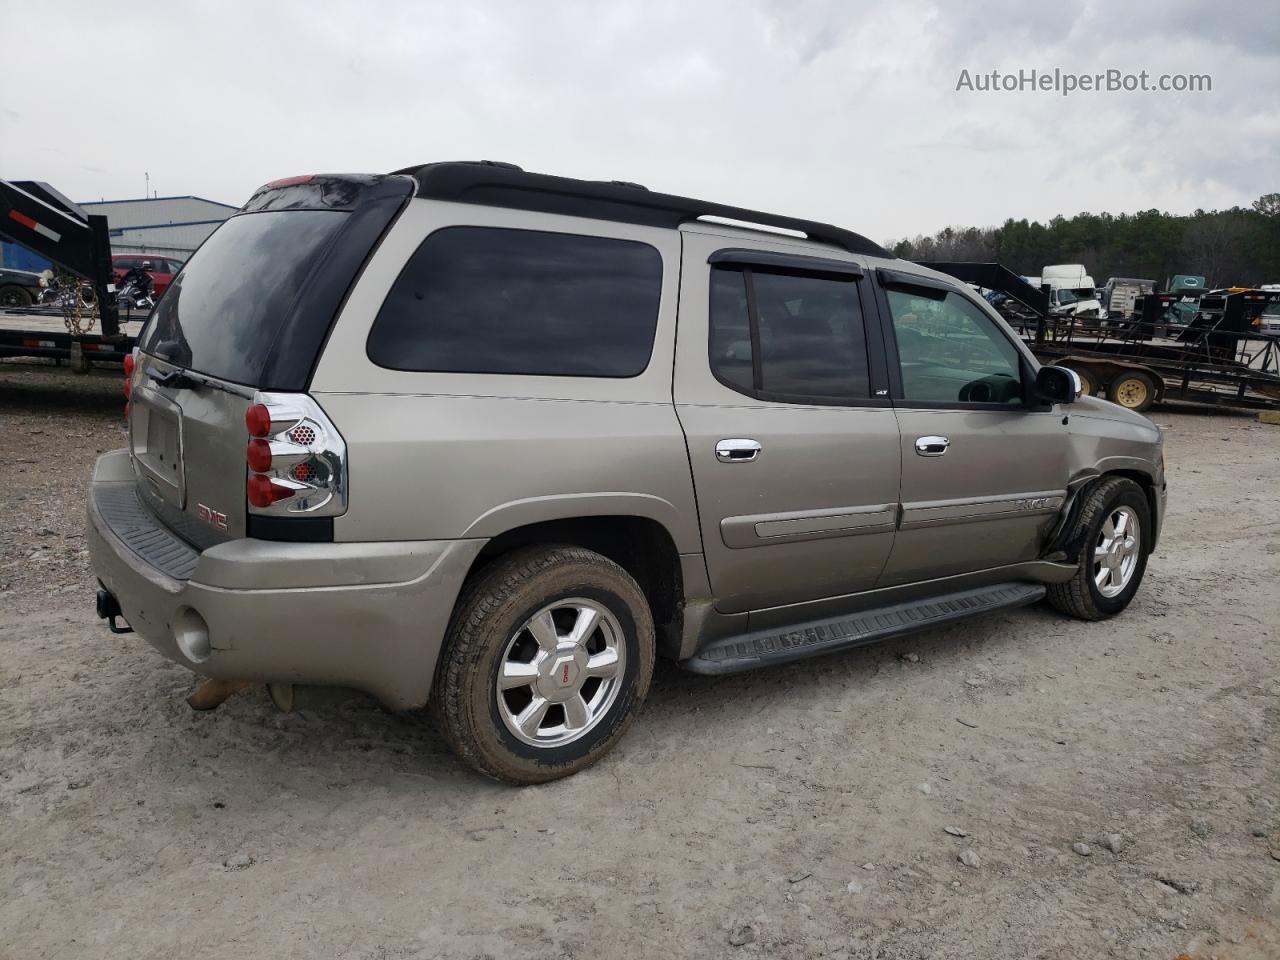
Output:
146 367 201 391
145 365 243 397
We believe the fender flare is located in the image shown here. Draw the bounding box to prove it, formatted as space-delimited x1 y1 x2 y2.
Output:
460 491 697 553
1045 462 1158 561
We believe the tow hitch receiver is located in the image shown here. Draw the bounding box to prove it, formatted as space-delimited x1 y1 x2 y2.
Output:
95 588 134 634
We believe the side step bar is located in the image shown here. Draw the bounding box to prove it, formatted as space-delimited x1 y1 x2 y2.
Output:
680 582 1046 675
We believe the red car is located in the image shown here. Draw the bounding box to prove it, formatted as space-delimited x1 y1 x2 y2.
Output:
112 255 184 297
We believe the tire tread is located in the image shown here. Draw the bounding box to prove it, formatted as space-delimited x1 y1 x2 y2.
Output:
1046 476 1146 620
431 545 654 784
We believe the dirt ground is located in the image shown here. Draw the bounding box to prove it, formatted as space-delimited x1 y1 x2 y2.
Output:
1 358 1276 960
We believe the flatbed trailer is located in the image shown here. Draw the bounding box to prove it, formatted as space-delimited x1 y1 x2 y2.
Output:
0 307 142 365
918 261 1280 414
1027 328 1280 411
0 178 127 367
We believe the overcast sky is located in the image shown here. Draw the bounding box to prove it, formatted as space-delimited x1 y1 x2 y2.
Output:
2 0 1276 243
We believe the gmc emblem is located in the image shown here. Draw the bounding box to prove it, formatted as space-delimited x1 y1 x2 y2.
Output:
197 503 228 530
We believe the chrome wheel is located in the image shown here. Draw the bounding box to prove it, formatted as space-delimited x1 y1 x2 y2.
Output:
1093 505 1141 598
496 598 626 749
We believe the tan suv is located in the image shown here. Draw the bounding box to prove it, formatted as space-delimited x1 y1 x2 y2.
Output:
88 162 1167 783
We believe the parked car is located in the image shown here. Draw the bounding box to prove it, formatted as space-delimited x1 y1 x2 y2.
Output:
89 164 1167 784
0 265 45 307
111 254 183 297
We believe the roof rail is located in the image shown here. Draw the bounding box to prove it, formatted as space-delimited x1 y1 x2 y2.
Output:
391 161 891 259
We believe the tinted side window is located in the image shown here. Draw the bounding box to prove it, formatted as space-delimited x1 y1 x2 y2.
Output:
885 288 1024 405
709 269 754 394
368 227 663 377
709 266 870 402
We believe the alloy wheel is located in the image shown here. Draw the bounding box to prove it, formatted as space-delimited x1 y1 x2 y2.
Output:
1093 505 1141 598
496 598 626 748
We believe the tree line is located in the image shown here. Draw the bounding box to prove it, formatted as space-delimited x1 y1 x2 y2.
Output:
887 193 1280 289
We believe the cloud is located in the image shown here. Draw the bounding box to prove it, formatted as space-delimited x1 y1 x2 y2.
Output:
0 0 1274 241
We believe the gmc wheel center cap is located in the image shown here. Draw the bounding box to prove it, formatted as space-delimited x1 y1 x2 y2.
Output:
537 647 588 702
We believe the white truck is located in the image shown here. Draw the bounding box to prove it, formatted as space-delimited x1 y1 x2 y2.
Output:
1260 284 1280 336
1042 264 1103 322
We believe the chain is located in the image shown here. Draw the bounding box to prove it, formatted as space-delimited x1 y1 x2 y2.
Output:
56 274 98 335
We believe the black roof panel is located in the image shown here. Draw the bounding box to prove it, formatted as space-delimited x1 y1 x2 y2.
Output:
392 161 891 259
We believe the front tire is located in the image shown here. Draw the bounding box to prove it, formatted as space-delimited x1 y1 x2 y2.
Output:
1047 477 1150 620
431 545 655 784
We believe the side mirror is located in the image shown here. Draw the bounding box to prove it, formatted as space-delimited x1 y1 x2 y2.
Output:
1034 365 1081 404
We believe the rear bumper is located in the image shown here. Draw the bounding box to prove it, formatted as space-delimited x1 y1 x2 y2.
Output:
87 450 485 709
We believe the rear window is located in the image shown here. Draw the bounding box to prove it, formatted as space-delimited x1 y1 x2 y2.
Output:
139 210 347 384
367 227 663 377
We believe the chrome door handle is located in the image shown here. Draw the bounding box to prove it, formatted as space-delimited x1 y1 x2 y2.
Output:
716 438 761 463
915 435 950 457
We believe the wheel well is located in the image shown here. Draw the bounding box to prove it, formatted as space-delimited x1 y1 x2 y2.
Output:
465 516 684 657
1052 469 1160 561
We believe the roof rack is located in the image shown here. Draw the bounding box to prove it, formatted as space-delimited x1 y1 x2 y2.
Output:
391 161 891 259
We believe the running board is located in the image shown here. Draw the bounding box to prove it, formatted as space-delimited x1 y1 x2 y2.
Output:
680 582 1046 675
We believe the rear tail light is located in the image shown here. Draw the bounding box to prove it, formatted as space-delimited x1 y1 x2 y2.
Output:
243 392 347 518
247 474 296 507
246 438 273 472
245 403 272 437
122 347 138 419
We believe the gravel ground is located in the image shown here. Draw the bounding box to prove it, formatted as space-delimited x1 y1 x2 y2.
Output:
1 358 1277 960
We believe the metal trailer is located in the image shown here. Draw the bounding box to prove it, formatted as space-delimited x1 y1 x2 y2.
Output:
0 178 133 368
1122 286 1210 340
918 261 1280 414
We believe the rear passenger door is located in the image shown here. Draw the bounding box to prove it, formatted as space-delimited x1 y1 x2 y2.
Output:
873 269 1069 586
674 232 901 614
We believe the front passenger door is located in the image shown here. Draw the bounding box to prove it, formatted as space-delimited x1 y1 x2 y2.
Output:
876 271 1069 586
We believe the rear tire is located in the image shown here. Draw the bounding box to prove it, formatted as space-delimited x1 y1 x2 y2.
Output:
1107 371 1156 412
431 545 655 785
1047 477 1150 621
